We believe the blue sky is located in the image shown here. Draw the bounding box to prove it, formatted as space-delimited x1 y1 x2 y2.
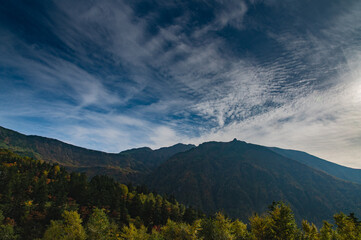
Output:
1 0 361 167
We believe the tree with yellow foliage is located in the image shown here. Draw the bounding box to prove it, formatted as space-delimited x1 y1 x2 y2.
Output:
43 210 86 240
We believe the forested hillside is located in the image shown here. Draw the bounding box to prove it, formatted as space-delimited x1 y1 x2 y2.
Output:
269 147 361 184
2 148 361 240
2 126 361 230
147 140 361 225
0 149 202 239
0 126 194 183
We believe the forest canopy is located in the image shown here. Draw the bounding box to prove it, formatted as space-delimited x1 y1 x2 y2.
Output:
1 148 360 240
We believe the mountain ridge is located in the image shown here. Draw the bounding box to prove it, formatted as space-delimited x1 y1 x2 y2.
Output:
268 147 361 184
2 125 361 225
0 126 194 182
146 140 361 225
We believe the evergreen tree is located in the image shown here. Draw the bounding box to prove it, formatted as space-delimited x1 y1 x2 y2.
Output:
301 220 319 240
43 210 86 240
268 202 299 240
198 212 234 240
86 208 115 240
231 219 249 240
250 202 299 240
0 210 18 240
161 219 199 240
334 212 361 240
249 213 273 240
120 223 150 240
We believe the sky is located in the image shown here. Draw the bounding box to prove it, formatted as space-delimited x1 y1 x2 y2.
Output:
0 0 361 168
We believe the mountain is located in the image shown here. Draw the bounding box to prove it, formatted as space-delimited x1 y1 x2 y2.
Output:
268 147 361 184
146 139 361 225
4 148 360 240
0 126 194 182
2 125 361 225
121 143 195 169
0 149 202 240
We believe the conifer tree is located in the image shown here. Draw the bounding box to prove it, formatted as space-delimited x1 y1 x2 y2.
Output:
43 210 86 240
86 208 113 240
0 210 18 240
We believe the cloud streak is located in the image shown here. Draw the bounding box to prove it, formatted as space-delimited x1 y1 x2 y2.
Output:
0 0 360 167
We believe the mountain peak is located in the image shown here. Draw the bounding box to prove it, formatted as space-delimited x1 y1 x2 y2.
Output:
147 140 361 225
120 147 152 154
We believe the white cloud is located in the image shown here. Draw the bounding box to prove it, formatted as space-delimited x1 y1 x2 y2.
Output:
1 0 361 168
184 59 361 168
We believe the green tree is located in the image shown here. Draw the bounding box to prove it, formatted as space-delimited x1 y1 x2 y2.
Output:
250 202 299 240
319 221 336 240
120 184 129 197
231 219 249 240
69 172 88 205
268 202 299 240
120 223 150 240
33 175 48 211
334 212 361 240
249 214 273 240
87 208 117 240
43 210 86 240
198 213 233 240
301 220 319 240
0 210 18 240
128 194 143 218
161 219 199 240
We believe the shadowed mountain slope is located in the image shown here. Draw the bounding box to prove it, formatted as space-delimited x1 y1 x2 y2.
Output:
121 143 195 169
268 147 361 184
146 140 361 225
0 126 194 182
2 125 361 225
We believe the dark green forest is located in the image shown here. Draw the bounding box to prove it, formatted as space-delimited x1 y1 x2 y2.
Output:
1 149 361 240
3 126 361 226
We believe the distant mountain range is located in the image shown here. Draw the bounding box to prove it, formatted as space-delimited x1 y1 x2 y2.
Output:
0 126 194 182
268 147 361 184
1 126 361 224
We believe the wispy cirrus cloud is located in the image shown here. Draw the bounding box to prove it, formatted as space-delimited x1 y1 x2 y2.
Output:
0 0 360 167
187 64 361 167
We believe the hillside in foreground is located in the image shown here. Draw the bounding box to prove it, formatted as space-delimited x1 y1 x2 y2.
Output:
2 126 361 226
2 148 361 240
